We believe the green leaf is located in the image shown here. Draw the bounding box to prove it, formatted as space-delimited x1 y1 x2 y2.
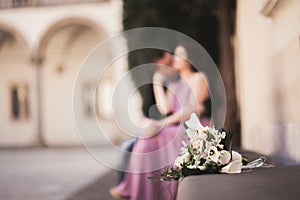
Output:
242 155 249 165
206 131 215 141
158 166 182 182
184 122 189 129
182 166 204 177
188 145 194 156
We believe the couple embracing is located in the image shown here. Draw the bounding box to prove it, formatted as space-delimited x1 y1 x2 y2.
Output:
110 43 211 200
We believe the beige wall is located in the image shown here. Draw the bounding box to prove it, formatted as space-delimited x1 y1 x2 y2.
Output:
41 26 102 145
0 1 128 147
0 40 39 146
0 1 122 50
236 0 300 162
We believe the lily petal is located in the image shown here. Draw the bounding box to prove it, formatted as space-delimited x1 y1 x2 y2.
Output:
186 129 197 141
219 150 231 165
198 165 207 171
185 113 203 131
232 151 242 161
221 160 242 174
208 146 220 163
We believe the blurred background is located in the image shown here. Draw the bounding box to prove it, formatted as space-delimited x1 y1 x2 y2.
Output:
0 0 299 199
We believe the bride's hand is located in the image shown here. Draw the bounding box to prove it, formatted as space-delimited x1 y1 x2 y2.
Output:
140 118 165 138
153 70 167 84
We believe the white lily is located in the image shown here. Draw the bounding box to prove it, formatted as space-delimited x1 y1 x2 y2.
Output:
219 150 231 165
192 139 202 149
208 146 220 163
232 151 242 161
186 128 198 141
198 165 207 171
221 131 226 139
192 154 201 166
185 113 204 132
187 165 198 169
220 160 242 174
174 152 191 167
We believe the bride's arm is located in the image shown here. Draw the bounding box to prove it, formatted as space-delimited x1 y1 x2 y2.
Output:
192 72 209 114
142 97 197 138
164 72 209 126
153 71 175 115
144 72 209 137
163 100 199 126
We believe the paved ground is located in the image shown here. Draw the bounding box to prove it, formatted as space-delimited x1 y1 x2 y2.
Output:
1 147 290 200
67 170 117 200
0 146 118 200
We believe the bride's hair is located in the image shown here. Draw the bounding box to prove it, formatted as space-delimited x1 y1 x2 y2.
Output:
177 43 198 72
177 42 212 118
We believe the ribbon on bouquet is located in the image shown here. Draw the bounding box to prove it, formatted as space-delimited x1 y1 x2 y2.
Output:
242 156 274 171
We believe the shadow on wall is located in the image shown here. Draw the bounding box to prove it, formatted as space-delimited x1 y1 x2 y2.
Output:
253 123 300 165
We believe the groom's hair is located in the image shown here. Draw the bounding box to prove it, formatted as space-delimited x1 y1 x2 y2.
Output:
148 49 168 63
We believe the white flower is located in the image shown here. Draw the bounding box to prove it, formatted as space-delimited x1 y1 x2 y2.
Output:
202 141 211 157
187 165 198 169
208 146 220 163
232 151 242 161
203 126 209 132
206 141 213 149
200 132 207 140
193 154 201 164
186 128 197 141
198 165 207 170
179 146 188 157
174 152 191 167
185 113 204 132
213 136 222 145
192 139 202 149
218 150 231 165
221 131 226 139
220 160 242 174
220 151 242 173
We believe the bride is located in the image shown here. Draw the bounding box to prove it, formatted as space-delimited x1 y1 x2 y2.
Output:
110 44 210 200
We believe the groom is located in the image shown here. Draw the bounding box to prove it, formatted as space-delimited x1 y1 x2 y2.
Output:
117 49 177 183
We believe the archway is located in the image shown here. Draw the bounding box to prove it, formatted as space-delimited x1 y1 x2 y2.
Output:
37 17 113 146
0 23 39 146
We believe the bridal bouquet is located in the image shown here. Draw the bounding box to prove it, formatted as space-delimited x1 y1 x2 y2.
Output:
159 113 249 182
